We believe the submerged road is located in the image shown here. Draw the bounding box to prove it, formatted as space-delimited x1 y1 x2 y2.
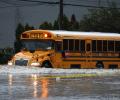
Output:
0 65 120 100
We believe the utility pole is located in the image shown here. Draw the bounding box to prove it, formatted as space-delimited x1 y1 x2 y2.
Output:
59 0 63 30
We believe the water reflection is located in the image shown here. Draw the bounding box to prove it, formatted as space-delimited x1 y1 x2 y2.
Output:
31 74 49 99
41 78 48 98
1 74 119 100
8 74 13 95
31 74 38 98
8 74 13 86
33 77 38 97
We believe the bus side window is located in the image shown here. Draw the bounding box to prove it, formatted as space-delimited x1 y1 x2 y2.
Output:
87 43 90 51
92 40 96 52
63 39 69 51
55 41 62 51
80 40 85 52
115 41 120 52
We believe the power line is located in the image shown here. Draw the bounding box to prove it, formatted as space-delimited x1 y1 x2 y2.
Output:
62 3 120 9
0 0 120 9
0 0 59 8
19 0 120 9
0 1 50 8
0 0 22 6
0 0 120 31
19 0 59 5
17 0 120 30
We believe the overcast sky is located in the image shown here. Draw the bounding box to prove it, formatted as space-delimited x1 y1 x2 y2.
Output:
0 0 119 48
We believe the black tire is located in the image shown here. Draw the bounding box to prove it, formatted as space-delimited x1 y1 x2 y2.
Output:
42 61 52 68
96 61 104 69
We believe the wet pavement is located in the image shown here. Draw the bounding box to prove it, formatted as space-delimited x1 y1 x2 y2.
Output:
0 66 120 100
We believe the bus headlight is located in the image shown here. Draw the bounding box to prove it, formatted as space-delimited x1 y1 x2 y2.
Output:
8 62 13 66
31 62 40 66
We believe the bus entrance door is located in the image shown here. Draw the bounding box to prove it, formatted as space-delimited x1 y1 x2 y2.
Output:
85 40 92 68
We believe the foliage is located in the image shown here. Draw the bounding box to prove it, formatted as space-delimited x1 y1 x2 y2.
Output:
53 20 59 30
39 21 53 30
38 2 120 33
14 23 34 53
70 14 79 31
15 23 25 40
25 23 34 31
14 2 120 55
62 15 71 30
0 48 14 64
39 14 79 31
79 3 120 32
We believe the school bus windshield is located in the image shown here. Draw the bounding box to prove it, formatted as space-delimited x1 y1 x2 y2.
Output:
22 40 54 51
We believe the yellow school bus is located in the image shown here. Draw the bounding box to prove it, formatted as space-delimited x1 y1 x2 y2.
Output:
8 30 120 69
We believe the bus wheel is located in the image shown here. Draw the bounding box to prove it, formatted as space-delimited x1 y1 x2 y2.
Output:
42 61 52 68
96 61 104 69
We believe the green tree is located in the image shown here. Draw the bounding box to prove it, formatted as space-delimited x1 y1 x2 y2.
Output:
39 22 53 30
14 23 34 53
25 23 34 31
0 47 14 64
15 23 25 40
53 15 71 30
70 14 79 31
62 15 70 30
14 23 24 53
39 15 77 30
79 3 120 32
53 20 59 30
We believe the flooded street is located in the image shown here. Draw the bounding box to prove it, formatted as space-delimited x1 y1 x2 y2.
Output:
0 66 120 100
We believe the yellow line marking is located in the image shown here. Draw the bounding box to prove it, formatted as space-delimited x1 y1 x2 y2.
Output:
31 73 97 79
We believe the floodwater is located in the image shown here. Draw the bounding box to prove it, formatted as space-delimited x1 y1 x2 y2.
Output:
0 66 120 100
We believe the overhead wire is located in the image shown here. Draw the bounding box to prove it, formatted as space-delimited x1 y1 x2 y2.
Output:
63 0 120 7
0 0 55 8
0 0 26 6
20 0 59 5
19 0 120 9
0 4 46 9
0 0 120 9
